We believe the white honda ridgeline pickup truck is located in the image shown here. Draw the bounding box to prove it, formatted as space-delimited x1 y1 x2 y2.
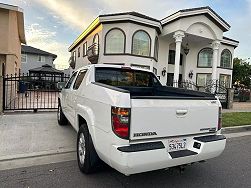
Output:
57 64 226 175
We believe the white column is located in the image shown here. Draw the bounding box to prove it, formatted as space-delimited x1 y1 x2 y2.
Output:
173 31 185 87
211 41 220 81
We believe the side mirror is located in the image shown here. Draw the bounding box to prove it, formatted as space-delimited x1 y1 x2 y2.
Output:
57 82 65 90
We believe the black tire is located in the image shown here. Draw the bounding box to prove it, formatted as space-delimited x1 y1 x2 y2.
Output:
77 124 101 174
57 102 68 126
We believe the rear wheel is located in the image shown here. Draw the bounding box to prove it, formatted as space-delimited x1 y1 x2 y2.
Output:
77 124 101 174
57 103 68 126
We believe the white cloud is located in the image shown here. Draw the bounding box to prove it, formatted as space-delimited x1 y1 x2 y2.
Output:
25 23 69 69
36 16 44 20
98 0 202 19
33 0 97 31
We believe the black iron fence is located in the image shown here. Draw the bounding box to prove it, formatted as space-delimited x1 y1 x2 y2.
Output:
167 80 200 91
167 80 229 108
3 73 69 111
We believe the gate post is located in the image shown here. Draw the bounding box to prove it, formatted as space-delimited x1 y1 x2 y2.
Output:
227 88 234 109
0 75 3 114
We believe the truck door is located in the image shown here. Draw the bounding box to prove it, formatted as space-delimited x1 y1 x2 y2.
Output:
69 69 87 129
62 72 77 123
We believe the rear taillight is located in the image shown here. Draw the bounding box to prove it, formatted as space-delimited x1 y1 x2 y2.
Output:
111 107 130 139
218 107 222 130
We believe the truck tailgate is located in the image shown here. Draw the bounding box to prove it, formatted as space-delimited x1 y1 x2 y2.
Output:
130 99 219 140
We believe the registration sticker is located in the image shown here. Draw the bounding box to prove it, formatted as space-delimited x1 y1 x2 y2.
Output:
168 138 187 152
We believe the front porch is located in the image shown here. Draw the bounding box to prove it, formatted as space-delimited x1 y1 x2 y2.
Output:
158 33 231 90
155 8 238 90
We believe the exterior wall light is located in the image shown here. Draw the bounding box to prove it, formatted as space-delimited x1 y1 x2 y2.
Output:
162 67 167 77
184 43 190 55
188 70 193 79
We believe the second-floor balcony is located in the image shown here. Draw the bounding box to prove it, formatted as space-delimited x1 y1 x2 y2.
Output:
87 43 99 64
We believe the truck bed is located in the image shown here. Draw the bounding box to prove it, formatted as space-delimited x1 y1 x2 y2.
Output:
120 86 215 100
93 82 216 100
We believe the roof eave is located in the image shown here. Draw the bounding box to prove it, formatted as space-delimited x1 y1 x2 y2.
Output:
68 17 100 52
17 9 26 44
221 38 239 48
161 7 230 32
99 14 162 31
68 13 162 52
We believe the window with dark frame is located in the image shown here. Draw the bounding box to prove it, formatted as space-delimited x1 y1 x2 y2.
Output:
21 54 27 63
196 73 212 87
153 67 157 75
198 48 213 67
219 74 231 88
73 51 76 62
132 30 151 57
93 33 99 44
154 37 159 60
220 49 232 68
78 47 81 57
38 55 45 62
105 28 125 54
83 42 87 57
168 50 183 65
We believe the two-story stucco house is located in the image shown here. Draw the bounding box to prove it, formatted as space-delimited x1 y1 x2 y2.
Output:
68 6 239 88
0 3 26 113
21 45 57 74
0 3 26 76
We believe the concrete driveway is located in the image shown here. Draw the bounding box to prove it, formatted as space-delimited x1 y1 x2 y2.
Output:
0 112 76 170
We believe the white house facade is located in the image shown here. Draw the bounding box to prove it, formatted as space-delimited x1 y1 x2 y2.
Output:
68 7 239 88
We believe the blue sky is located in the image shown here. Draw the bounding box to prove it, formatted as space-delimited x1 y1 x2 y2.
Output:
2 0 251 69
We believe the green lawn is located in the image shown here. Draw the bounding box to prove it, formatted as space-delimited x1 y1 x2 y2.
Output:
222 112 251 127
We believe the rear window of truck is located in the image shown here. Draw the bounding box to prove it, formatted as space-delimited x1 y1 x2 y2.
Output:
95 67 161 87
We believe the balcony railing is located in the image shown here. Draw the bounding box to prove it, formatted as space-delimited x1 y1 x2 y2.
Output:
68 56 76 69
87 43 99 64
167 80 200 91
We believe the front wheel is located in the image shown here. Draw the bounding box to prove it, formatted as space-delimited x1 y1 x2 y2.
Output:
57 103 68 126
77 124 101 174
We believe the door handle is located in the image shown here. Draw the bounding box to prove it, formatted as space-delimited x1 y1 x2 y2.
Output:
176 110 188 116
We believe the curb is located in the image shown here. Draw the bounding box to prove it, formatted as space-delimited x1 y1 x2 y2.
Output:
222 125 251 134
0 148 76 162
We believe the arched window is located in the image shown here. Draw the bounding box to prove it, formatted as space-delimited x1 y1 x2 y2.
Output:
105 28 125 54
220 49 232 68
93 33 99 44
132 30 151 56
154 37 159 60
197 48 213 67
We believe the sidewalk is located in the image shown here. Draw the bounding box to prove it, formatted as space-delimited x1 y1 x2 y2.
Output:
223 102 251 113
0 112 76 170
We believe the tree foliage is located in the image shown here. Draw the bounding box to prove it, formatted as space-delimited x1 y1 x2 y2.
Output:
232 58 251 88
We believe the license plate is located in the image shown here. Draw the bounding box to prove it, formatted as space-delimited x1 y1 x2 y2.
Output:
168 138 187 152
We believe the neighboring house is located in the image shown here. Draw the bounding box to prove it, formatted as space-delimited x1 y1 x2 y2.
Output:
21 45 57 74
0 3 26 113
68 6 239 88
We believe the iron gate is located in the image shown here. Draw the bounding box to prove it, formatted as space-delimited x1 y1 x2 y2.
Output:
3 73 69 111
204 80 228 108
168 80 229 108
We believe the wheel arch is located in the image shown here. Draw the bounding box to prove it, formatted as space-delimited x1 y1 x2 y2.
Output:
77 114 97 148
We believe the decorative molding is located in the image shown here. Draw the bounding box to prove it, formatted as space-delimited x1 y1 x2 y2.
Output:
211 40 221 50
173 31 185 43
161 7 230 32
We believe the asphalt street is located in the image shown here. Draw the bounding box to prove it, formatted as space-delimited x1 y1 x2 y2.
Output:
0 135 250 188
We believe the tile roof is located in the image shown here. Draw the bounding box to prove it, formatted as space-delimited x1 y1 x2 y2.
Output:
29 64 63 74
21 45 57 58
100 11 160 23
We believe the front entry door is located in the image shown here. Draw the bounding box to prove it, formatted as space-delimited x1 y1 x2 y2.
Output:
167 73 182 86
